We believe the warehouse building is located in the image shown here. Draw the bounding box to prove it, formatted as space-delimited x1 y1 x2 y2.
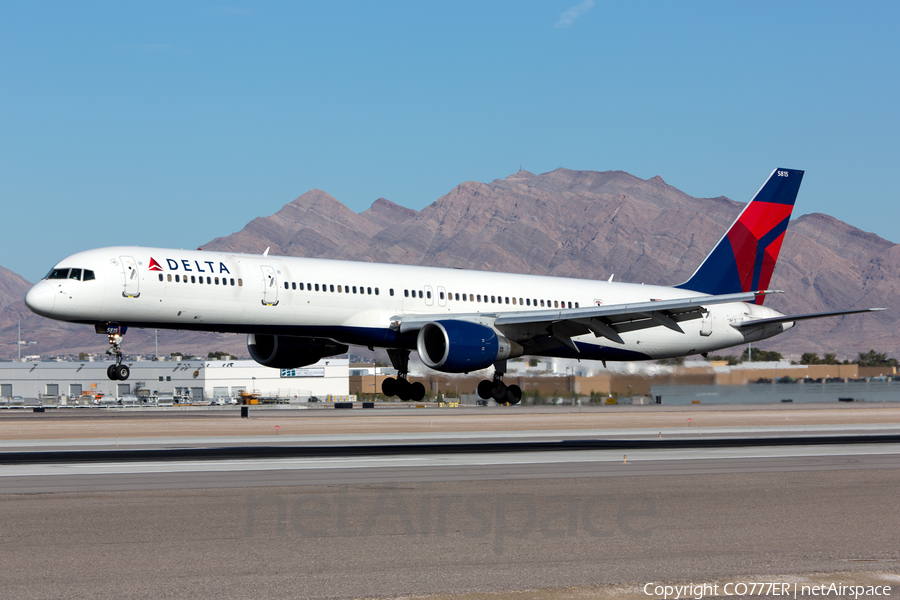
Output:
0 358 349 404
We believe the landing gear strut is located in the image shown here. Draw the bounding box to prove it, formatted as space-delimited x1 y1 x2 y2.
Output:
100 324 130 381
477 360 521 405
380 349 426 401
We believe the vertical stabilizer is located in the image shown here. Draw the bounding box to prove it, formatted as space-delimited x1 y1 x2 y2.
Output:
676 168 803 304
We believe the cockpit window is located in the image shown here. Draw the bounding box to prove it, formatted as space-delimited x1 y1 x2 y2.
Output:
45 267 95 281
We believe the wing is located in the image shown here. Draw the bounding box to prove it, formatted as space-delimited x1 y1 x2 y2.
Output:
396 290 776 352
731 308 886 332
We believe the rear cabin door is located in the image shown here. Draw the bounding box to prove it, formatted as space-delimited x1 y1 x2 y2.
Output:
120 256 140 297
261 266 279 306
424 285 434 306
700 309 713 336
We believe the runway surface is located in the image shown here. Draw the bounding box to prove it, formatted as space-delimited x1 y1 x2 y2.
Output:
1 407 899 599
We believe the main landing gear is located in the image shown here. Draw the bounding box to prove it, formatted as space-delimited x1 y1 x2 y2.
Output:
100 324 130 381
380 349 426 402
477 360 521 405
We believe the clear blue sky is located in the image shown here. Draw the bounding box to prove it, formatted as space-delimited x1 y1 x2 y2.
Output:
2 1 897 282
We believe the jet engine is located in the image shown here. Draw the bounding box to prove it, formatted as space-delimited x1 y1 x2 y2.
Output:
247 334 348 369
416 320 522 373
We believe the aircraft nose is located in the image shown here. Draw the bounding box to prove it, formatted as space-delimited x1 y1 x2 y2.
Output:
25 281 55 316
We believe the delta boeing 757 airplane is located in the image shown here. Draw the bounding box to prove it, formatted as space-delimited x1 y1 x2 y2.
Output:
25 168 881 403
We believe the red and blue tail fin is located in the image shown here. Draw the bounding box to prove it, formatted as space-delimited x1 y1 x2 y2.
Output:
676 168 804 305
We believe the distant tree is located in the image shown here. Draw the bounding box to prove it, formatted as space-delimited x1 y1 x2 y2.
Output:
657 357 685 365
77 352 89 361
207 351 235 360
800 352 820 365
855 349 898 367
708 354 739 366
821 353 839 365
528 358 539 367
740 348 783 363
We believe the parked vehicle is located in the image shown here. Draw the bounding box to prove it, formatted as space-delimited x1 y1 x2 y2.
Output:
116 394 140 406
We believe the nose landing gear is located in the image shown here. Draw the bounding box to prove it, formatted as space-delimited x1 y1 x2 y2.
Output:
477 360 521 405
99 324 130 381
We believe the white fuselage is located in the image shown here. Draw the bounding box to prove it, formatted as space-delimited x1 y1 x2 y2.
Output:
25 246 790 364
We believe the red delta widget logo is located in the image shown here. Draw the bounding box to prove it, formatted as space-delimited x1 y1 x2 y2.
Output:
148 256 231 275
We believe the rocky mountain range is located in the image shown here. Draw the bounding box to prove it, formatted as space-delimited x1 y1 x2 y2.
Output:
2 168 897 362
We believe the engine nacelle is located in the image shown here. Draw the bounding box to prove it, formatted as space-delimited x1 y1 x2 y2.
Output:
247 334 348 369
416 320 523 373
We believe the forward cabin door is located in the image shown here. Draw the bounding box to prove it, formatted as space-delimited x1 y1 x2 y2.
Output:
437 286 447 307
120 256 140 298
261 266 279 306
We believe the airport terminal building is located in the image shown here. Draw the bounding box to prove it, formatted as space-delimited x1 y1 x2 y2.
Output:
0 358 349 404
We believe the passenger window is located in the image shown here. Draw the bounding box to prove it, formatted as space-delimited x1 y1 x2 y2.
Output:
512 298 516 305
505 297 509 304
167 274 172 282
390 289 394 296
328 285 333 292
83 270 95 281
230 278 235 286
292 282 297 290
216 277 220 285
307 283 311 290
284 282 289 290
404 289 409 298
238 279 243 286
315 284 319 291
199 277 204 284
575 302 579 308
440 291 445 300
375 288 379 295
477 295 481 302
191 276 196 283
158 274 163 282
554 300 559 308
455 293 460 301
207 277 211 284
368 287 372 295
337 285 342 293
469 294 474 302
540 300 544 307
526 299 530 306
